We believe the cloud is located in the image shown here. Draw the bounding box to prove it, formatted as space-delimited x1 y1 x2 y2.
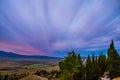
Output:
0 40 45 55
0 0 120 57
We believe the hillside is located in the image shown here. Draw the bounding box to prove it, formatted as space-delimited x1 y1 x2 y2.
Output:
0 51 62 64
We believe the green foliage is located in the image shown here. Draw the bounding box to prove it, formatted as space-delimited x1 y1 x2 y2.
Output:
85 40 120 80
22 64 49 69
86 55 93 80
59 50 111 80
0 72 27 80
85 53 108 80
98 53 107 75
0 73 4 80
60 69 73 80
59 50 84 80
50 70 60 78
107 40 120 79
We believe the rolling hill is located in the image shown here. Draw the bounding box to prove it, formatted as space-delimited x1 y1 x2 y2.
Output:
0 51 62 64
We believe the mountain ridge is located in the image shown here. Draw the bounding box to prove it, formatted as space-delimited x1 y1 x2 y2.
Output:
0 50 62 59
0 50 62 63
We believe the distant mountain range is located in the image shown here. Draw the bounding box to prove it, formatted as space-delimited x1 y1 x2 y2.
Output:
0 51 62 63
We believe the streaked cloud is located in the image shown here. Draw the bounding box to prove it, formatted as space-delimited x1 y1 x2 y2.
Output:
0 0 120 57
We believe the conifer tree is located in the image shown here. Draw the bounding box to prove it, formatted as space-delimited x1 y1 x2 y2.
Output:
98 53 107 75
91 53 98 80
107 40 120 78
73 54 85 80
86 55 93 80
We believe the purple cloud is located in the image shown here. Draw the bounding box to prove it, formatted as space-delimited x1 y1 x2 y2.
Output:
0 0 120 57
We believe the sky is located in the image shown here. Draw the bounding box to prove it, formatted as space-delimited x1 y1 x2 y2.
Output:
0 0 120 57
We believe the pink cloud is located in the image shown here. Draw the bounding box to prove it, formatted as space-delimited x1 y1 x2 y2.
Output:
0 40 45 55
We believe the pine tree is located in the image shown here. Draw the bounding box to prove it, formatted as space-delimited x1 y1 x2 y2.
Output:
73 54 85 80
86 55 93 80
107 40 120 78
86 54 101 80
91 53 98 80
98 53 107 75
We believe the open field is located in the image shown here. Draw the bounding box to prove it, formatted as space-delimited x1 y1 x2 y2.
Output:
0 59 60 75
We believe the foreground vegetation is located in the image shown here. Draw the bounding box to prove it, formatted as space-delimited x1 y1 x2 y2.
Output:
0 73 27 80
59 40 120 80
0 70 60 80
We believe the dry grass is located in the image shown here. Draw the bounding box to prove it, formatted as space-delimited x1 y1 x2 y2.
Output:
112 77 120 80
46 65 60 72
19 75 48 80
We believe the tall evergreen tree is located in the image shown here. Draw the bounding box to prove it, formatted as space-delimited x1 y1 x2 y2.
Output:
92 53 95 63
107 40 120 78
98 53 107 75
73 54 85 80
86 55 93 80
91 53 98 80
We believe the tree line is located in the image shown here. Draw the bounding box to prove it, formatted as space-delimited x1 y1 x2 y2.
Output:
59 40 120 80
